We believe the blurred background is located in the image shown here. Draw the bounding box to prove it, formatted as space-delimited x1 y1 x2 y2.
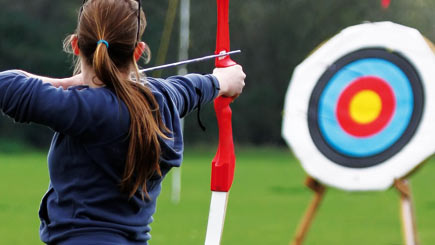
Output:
1 0 435 150
0 0 434 244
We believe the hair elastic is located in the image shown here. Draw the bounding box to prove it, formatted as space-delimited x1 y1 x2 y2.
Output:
97 39 109 48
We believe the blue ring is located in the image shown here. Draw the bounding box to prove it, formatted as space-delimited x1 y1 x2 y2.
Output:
97 39 109 48
308 48 424 168
317 58 413 157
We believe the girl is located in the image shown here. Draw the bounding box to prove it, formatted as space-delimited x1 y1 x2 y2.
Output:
0 0 245 244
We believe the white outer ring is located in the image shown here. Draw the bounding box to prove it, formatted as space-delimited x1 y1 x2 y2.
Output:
282 22 435 191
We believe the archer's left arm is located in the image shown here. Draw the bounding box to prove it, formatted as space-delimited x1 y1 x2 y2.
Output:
147 65 245 118
147 74 220 118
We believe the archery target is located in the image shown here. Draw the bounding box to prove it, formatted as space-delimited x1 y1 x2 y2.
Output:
309 48 424 168
282 22 435 191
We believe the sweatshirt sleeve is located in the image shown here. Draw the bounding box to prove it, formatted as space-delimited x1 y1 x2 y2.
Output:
146 74 220 118
0 70 126 138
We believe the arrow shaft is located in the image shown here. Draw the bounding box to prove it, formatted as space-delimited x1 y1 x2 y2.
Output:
140 50 241 73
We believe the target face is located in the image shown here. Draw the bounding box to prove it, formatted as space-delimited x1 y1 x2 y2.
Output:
309 48 424 168
282 22 435 191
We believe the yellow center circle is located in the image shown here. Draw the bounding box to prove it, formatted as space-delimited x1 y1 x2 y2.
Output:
349 90 382 124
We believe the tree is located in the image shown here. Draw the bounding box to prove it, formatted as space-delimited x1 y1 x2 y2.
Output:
0 0 435 149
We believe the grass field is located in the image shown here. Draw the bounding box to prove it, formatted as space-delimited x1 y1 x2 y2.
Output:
0 148 434 244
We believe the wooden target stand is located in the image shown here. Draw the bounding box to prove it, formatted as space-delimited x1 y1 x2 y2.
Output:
291 177 419 245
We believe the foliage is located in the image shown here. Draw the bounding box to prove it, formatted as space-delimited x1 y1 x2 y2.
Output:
1 0 435 148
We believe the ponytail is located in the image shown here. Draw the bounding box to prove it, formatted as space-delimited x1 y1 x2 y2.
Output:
95 38 169 200
69 0 170 200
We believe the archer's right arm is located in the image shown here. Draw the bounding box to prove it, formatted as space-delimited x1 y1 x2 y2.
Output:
0 70 127 139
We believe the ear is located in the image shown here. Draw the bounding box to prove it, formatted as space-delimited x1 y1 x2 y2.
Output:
134 42 146 61
71 35 80 56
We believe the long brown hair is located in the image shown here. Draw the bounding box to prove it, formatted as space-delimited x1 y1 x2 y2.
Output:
65 0 169 200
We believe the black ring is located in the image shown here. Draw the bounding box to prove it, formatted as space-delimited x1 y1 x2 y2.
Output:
308 48 424 168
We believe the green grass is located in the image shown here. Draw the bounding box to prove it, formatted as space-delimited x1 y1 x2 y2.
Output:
0 148 434 244
0 153 49 244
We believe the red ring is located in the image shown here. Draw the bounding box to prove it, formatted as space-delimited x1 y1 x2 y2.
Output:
336 76 396 137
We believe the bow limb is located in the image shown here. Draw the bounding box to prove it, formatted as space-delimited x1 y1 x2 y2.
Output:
205 0 237 244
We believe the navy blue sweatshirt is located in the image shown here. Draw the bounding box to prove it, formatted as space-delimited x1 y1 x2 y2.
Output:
0 71 220 244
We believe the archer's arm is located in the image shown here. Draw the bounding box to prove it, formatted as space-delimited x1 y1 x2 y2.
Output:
147 74 220 118
0 70 125 138
213 65 245 98
146 65 245 118
13 70 84 89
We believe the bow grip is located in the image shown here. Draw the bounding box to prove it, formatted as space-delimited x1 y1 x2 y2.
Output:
211 96 235 192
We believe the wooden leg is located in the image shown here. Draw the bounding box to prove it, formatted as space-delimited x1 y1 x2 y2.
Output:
394 179 419 245
291 177 326 245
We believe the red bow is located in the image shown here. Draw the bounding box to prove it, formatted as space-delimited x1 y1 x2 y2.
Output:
381 0 391 9
211 0 237 193
204 0 237 244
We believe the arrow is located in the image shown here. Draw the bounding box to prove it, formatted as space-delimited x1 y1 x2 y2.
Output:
140 50 241 73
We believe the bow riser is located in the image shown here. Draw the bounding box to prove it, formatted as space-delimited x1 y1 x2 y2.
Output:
211 99 235 191
211 0 237 193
